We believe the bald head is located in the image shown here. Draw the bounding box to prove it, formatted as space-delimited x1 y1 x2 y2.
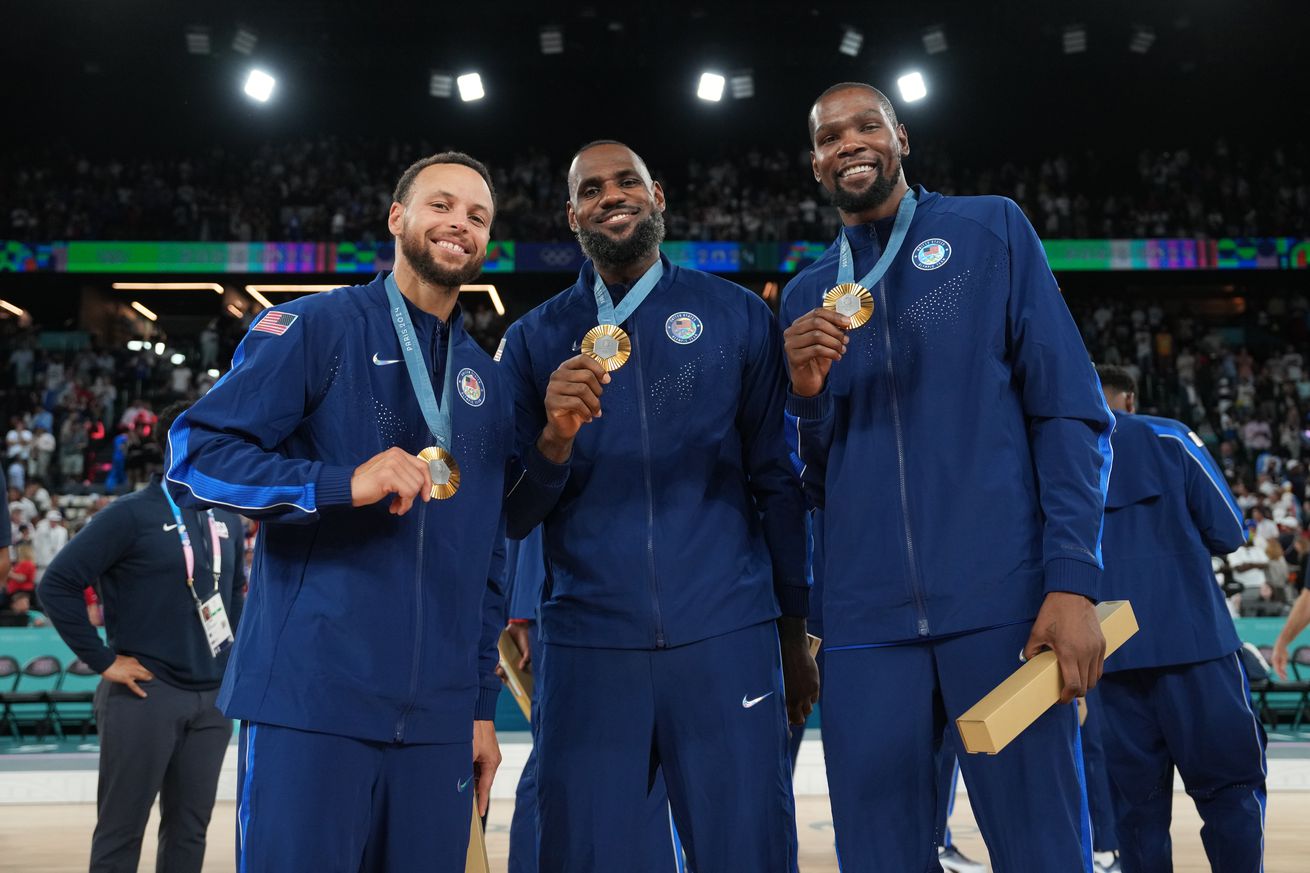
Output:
808 82 898 144
568 140 654 201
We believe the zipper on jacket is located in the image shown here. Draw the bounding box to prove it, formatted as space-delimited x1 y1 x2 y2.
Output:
877 277 931 637
396 321 444 741
630 320 666 648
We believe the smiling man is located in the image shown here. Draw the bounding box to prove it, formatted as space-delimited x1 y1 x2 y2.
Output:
498 140 817 872
779 84 1115 871
165 152 513 873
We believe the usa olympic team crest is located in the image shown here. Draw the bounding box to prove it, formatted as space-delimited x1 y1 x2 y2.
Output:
912 238 952 271
457 368 485 406
665 311 703 345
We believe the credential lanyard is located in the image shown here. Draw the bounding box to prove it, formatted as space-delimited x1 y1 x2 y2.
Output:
385 272 457 450
835 188 919 288
160 483 222 603
591 258 664 326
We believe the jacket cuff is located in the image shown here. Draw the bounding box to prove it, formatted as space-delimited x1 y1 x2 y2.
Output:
475 685 500 721
523 442 571 489
776 585 810 618
785 389 832 420
1044 557 1101 601
86 646 117 675
315 465 356 508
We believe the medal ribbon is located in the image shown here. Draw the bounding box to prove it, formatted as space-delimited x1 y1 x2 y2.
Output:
835 188 919 289
160 483 222 603
591 258 664 327
385 272 458 452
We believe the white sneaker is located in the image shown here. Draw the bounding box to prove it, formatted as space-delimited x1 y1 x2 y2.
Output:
938 845 987 872
1093 851 1122 872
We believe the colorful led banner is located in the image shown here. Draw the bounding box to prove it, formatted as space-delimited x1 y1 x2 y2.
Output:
1 238 1306 274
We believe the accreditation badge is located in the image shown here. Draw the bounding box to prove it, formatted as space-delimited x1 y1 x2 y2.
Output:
197 593 234 657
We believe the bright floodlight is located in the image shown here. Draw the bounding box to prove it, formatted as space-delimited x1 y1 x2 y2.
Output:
897 72 927 103
243 69 275 102
457 73 485 102
697 72 725 102
170 353 186 366
839 28 864 56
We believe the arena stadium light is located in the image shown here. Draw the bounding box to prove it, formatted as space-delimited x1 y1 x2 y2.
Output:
897 71 928 103
729 70 754 99
232 26 258 56
839 28 863 57
112 282 224 294
226 303 244 318
1063 24 1087 54
429 71 453 98
696 72 725 102
245 287 273 310
460 284 504 316
185 26 211 56
207 369 221 378
154 342 166 356
244 284 341 294
244 69 276 103
131 301 158 322
1129 26 1156 54
126 340 145 351
922 26 948 55
0 299 23 317
170 353 186 366
539 26 564 55
457 73 485 102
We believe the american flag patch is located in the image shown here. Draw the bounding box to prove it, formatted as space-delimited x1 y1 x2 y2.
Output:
252 311 298 336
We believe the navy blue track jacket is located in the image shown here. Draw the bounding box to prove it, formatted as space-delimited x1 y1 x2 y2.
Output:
781 188 1115 647
166 274 510 744
500 255 808 649
1100 413 1246 671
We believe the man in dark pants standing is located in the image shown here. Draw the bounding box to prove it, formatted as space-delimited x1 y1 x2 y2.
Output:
39 402 245 873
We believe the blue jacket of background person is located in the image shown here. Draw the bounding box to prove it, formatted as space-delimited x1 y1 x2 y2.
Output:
781 187 1115 648
500 254 808 650
165 274 511 744
1100 412 1246 671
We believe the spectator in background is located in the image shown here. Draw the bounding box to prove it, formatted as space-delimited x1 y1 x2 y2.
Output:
32 509 68 583
0 590 46 627
7 542 39 604
1228 532 1270 616
0 468 10 606
38 402 245 873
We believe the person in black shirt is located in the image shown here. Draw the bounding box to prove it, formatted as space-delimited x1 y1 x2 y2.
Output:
39 402 245 873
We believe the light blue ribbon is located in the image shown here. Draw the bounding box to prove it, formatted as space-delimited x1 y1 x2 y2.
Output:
591 258 664 326
835 188 918 288
385 273 456 450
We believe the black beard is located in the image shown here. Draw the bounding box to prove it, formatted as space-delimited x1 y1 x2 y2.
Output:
828 159 901 213
576 210 666 271
399 231 486 288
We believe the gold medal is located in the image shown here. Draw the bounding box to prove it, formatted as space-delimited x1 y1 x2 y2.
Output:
418 446 460 500
580 324 632 371
823 283 874 329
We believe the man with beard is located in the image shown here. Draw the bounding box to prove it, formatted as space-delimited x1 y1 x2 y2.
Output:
498 140 817 873
779 84 1114 871
165 152 512 873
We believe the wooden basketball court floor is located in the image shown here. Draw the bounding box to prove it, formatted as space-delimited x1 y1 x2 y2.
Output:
3 790 1306 871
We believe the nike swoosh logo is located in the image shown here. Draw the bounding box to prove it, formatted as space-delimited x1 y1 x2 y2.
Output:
741 692 774 709
372 353 402 366
162 523 178 532
457 775 473 792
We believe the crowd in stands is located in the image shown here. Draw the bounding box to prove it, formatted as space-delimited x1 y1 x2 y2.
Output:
3 138 1306 243
1074 293 1310 615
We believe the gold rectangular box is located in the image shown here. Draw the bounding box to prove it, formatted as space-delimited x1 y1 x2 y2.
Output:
956 600 1138 755
808 633 823 658
465 807 490 873
498 630 534 722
